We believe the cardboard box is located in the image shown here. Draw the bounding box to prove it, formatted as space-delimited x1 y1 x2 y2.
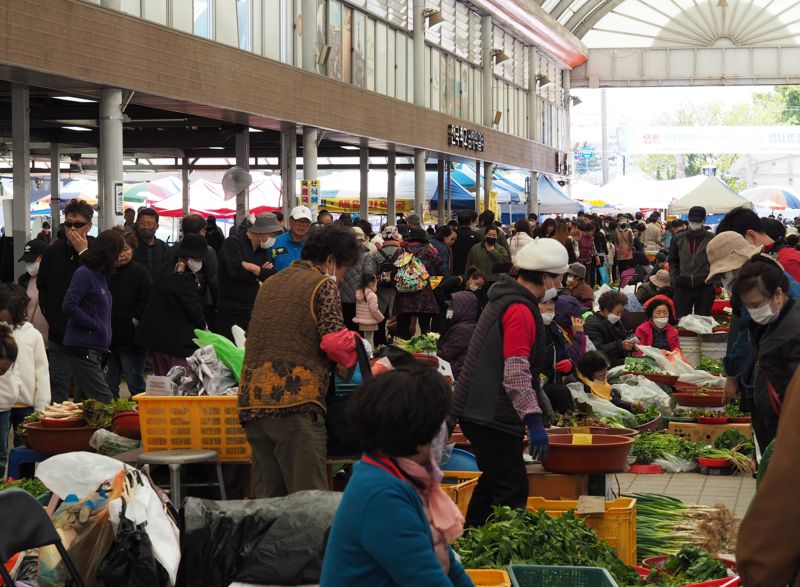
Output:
668 422 752 444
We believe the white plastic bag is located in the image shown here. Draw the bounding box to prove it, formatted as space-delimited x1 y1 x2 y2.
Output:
567 382 637 427
637 345 696 375
593 284 613 311
613 376 671 410
37 452 127 500
654 454 697 473
677 372 726 388
678 314 718 335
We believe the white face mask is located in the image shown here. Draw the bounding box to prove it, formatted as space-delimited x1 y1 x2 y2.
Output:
446 309 454 320
607 313 621 324
720 271 735 292
186 258 203 273
541 276 558 302
749 300 780 325
260 236 276 249
26 262 39 276
594 377 608 385
468 283 481 292
541 311 555 325
688 221 703 231
653 317 669 329
327 261 338 283
566 277 576 286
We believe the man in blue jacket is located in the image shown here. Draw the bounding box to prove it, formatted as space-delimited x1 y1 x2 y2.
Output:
271 206 313 272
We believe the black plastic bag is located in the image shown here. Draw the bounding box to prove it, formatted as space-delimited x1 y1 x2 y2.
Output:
181 490 342 587
96 509 169 587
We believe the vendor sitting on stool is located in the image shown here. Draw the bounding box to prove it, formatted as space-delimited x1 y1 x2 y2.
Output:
566 351 643 413
634 295 681 352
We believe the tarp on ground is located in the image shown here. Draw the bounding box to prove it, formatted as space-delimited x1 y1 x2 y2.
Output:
669 176 753 215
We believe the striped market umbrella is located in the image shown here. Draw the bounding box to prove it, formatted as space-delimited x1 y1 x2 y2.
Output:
741 186 800 210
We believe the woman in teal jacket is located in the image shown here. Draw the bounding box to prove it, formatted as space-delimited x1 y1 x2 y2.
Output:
320 366 473 587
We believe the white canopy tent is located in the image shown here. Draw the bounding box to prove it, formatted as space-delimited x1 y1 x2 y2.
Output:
668 176 753 216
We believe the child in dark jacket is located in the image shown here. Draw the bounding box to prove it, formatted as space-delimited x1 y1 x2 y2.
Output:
436 291 478 380
566 351 643 414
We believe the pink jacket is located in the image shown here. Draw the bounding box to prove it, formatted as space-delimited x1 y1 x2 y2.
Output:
354 288 385 332
634 320 681 352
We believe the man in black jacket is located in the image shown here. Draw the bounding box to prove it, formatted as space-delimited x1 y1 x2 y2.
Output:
132 207 170 280
668 206 714 317
171 214 219 324
37 199 95 402
452 211 479 277
216 213 281 339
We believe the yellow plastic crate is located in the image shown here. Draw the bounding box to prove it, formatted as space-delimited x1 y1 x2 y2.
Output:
134 393 251 461
442 471 482 518
526 497 637 566
466 569 512 587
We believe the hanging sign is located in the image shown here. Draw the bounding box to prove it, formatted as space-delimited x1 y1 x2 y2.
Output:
448 124 485 152
114 182 124 216
301 179 321 205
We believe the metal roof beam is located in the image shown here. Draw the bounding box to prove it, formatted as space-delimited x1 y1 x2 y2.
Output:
571 0 627 38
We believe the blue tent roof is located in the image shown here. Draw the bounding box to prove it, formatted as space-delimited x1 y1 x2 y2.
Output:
430 177 475 211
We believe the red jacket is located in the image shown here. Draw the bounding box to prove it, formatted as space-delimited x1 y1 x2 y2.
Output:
635 320 681 352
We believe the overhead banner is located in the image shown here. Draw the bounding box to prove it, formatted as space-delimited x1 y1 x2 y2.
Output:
618 126 800 155
298 196 414 214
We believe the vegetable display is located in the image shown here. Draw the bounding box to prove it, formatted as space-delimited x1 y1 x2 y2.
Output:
455 506 642 587
395 333 440 354
0 477 49 497
724 400 746 418
81 399 137 429
634 405 661 425
42 401 83 420
695 358 725 376
631 433 698 465
625 357 666 375
645 544 729 585
630 494 736 560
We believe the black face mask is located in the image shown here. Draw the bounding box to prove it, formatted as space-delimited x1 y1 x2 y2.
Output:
138 228 156 240
485 237 497 245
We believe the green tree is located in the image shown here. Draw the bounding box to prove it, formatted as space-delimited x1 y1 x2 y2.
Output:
776 86 800 124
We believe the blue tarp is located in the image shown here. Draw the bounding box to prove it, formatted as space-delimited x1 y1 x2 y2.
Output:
430 177 475 211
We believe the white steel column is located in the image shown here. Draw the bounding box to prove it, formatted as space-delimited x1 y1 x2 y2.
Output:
483 162 493 212
281 124 297 217
528 171 539 218
301 0 319 185
303 127 318 183
12 84 30 275
481 15 493 127
474 159 481 214
413 0 426 107
387 149 397 225
528 47 539 142
563 70 572 154
360 146 369 220
414 149 425 217
100 88 124 230
181 153 190 218
601 88 609 185
437 159 445 225
235 128 250 225
50 144 61 227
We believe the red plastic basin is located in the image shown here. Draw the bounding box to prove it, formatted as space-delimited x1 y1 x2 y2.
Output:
541 434 635 474
24 422 96 455
111 411 141 440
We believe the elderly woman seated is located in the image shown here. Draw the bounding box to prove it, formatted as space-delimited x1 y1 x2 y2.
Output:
320 365 473 587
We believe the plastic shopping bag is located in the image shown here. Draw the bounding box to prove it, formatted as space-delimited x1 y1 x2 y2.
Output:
637 345 696 375
37 451 127 501
613 375 671 410
194 329 245 381
567 382 637 427
654 454 697 473
678 314 718 335
593 284 613 311
598 266 609 285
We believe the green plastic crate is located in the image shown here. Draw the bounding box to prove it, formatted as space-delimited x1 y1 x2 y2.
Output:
508 566 619 587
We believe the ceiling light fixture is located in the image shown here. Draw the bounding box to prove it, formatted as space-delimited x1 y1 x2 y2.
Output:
209 146 226 150
340 145 360 151
53 96 96 103
570 95 582 106
249 128 263 133
423 8 446 29
536 73 552 87
491 49 510 65
492 111 503 126
62 125 93 132
318 44 331 67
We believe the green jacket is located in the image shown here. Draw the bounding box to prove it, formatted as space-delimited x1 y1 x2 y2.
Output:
464 242 509 282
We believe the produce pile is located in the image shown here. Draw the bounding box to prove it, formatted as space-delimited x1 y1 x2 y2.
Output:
455 506 642 587
625 357 666 375
41 401 83 420
631 494 736 560
643 545 729 586
634 405 661 425
395 333 439 354
0 477 48 497
695 358 725 376
631 431 756 474
631 433 698 465
15 399 137 436
724 400 746 418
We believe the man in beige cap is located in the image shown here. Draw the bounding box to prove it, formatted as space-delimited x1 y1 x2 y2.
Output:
636 269 671 304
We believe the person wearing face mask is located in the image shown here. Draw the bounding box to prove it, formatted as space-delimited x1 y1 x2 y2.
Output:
634 296 680 352
584 291 635 368
450 238 566 528
567 351 643 413
216 213 280 340
239 225 361 498
37 198 95 403
464 226 509 284
17 238 49 345
565 263 594 309
132 207 170 281
172 214 220 329
536 296 584 414
733 255 800 449
436 291 478 381
136 234 210 376
668 206 715 318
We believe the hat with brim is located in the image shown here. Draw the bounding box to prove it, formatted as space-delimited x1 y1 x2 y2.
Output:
515 239 569 274
705 231 763 283
649 269 670 289
250 213 281 234
177 233 207 258
19 238 49 262
567 262 586 280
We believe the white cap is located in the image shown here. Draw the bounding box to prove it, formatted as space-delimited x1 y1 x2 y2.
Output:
515 239 569 274
290 205 313 222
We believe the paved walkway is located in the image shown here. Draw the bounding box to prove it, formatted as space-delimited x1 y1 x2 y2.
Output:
616 472 756 519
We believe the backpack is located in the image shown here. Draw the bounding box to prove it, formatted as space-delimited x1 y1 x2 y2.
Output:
377 248 399 287
394 251 429 293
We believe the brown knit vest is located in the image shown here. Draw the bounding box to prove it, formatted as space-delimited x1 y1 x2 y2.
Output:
238 261 331 413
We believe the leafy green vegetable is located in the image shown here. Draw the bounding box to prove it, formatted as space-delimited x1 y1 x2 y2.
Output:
695 358 725 376
455 507 642 586
724 399 746 418
646 544 728 585
634 405 661 425
82 399 137 429
0 477 49 496
632 432 699 465
396 333 440 354
714 428 753 455
625 357 666 375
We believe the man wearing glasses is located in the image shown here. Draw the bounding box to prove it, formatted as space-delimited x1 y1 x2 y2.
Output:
37 199 95 403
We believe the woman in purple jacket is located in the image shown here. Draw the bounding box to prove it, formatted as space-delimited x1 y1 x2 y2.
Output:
62 229 125 403
436 291 478 380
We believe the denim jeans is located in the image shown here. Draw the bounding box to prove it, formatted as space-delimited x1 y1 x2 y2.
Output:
105 346 147 399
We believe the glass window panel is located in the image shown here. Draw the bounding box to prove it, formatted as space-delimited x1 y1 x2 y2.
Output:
142 0 167 24
172 0 193 32
424 0 441 45
388 0 407 28
473 66 481 124
264 0 280 59
120 0 141 16
343 6 352 83
431 47 440 112
424 45 432 108
387 27 396 97
454 2 468 59
440 52 449 113
470 11 481 66
376 21 387 95
440 0 456 53
366 17 375 91
328 1 343 80
237 0 252 51
366 0 388 19
460 61 469 121
453 60 460 118
352 10 366 87
193 0 212 37
396 33 406 101
407 34 414 103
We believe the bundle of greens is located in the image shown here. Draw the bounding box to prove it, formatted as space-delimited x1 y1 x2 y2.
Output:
15 411 40 436
645 544 728 585
695 358 725 376
82 398 137 429
631 432 699 465
630 494 736 559
693 428 757 474
396 333 439 354
724 399 746 418
455 507 643 587
0 477 48 497
625 357 666 375
634 405 661 425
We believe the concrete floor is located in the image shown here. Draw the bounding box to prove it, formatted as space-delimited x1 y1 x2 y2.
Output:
616 472 756 519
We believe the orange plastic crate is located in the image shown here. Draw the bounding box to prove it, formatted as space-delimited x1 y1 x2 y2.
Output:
527 497 637 566
133 393 251 461
441 471 481 518
466 569 512 587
